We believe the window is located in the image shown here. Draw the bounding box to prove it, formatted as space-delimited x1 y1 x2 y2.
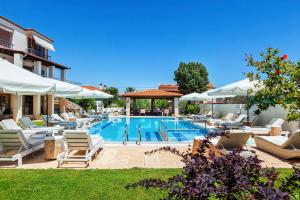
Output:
23 95 33 115
0 93 11 115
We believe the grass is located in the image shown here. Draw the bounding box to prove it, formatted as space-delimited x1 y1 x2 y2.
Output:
0 168 296 200
0 168 180 200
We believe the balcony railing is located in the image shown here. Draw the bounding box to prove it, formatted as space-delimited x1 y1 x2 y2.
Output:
27 48 51 60
52 77 82 85
0 39 13 48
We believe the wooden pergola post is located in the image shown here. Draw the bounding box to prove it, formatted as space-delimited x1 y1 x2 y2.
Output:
126 97 131 117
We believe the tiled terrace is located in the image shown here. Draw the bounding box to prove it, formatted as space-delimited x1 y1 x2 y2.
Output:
0 144 299 169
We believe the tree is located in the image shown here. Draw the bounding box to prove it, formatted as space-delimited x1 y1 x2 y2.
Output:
72 99 96 111
125 87 135 93
154 99 170 109
174 62 209 95
246 48 300 121
104 87 119 107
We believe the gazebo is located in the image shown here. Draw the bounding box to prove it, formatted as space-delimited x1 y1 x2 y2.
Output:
122 89 183 117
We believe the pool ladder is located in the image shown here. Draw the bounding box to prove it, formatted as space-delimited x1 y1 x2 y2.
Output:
123 124 128 145
136 124 141 145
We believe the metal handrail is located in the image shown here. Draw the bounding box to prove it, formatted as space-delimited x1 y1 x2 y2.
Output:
136 124 141 145
123 124 128 145
159 121 169 141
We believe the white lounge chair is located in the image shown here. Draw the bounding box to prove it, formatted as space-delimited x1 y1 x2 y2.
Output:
68 112 93 125
244 118 285 135
208 113 235 126
0 130 45 166
219 114 247 129
0 119 50 137
197 130 252 151
19 117 63 135
194 130 253 157
254 130 300 159
57 129 103 167
51 114 77 129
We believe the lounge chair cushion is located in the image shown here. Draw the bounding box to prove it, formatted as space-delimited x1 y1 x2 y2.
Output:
90 135 102 148
27 137 44 148
20 117 38 129
0 119 22 130
258 136 287 146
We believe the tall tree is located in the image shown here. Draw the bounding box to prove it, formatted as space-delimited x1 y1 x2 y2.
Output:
125 87 135 93
104 87 119 107
246 48 300 121
174 62 209 94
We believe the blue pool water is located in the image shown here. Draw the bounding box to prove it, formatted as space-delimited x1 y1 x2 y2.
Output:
89 117 207 142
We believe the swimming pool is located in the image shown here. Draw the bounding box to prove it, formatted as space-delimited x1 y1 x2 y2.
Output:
89 117 208 143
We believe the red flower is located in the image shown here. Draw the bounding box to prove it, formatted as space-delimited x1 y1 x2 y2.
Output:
275 69 281 75
281 54 288 60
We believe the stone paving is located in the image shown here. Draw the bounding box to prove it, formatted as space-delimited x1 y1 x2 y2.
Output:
0 143 299 169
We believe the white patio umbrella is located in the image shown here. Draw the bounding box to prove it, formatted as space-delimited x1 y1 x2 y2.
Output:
208 78 262 123
66 88 112 99
44 78 82 97
0 58 55 95
180 92 203 101
180 90 235 118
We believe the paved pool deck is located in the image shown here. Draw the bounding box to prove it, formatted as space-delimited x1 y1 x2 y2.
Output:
0 143 299 169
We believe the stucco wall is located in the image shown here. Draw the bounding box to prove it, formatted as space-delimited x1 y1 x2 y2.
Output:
0 18 27 51
200 103 299 133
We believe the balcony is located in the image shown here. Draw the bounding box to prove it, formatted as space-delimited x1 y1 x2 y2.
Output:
27 48 51 60
0 39 12 48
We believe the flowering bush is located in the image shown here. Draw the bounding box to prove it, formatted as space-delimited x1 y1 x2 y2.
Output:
126 133 300 199
246 48 300 121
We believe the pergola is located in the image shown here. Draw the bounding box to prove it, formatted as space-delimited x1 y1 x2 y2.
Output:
122 89 183 117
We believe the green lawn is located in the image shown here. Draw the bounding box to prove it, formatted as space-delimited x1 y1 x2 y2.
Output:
0 169 180 200
0 168 295 200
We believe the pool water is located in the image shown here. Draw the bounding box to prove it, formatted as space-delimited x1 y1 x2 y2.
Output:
89 117 207 142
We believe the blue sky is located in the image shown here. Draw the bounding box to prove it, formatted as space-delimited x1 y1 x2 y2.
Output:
2 0 300 91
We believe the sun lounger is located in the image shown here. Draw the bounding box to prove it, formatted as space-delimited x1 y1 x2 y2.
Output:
19 117 63 135
194 130 252 157
219 114 247 129
57 129 103 167
244 118 285 135
51 114 77 129
0 119 50 137
67 112 94 124
0 129 45 166
208 113 235 126
254 130 300 159
41 115 60 126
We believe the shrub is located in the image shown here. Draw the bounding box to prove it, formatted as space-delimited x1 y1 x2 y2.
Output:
126 133 300 199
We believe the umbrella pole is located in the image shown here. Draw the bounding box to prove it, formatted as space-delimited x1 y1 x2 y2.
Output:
246 90 249 125
211 98 214 119
46 95 49 127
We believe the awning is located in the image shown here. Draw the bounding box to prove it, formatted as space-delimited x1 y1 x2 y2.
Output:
0 58 55 95
44 78 82 97
0 25 13 33
33 35 55 52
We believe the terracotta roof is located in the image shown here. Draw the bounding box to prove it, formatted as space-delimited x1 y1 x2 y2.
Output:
122 89 182 98
158 84 180 92
81 86 103 91
208 83 215 89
